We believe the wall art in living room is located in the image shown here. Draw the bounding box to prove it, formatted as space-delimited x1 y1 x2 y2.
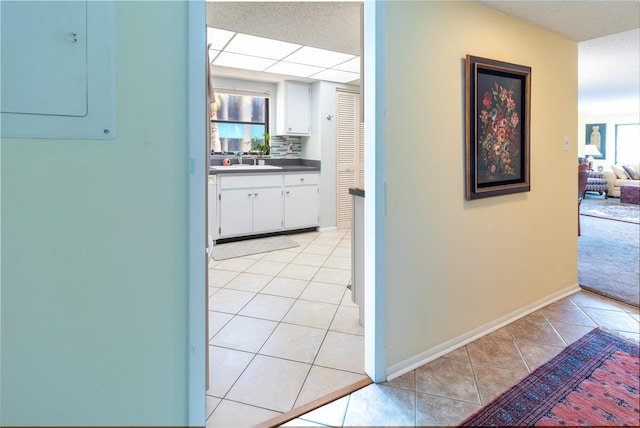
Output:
585 123 606 159
465 55 531 200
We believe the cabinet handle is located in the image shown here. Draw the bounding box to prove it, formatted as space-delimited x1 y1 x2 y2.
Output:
300 178 304 182
248 193 252 197
254 193 258 197
286 190 290 194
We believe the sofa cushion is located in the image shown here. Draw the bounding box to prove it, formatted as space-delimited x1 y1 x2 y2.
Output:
615 178 640 187
611 164 630 179
622 165 640 180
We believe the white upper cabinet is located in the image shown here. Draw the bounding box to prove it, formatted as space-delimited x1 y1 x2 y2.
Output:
276 81 311 136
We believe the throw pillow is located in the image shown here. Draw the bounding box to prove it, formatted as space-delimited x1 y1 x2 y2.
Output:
611 164 630 179
623 165 640 180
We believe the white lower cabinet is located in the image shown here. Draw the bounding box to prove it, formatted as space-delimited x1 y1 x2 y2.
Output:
249 186 283 232
219 188 255 237
207 175 218 241
216 171 319 240
218 174 283 238
284 173 319 229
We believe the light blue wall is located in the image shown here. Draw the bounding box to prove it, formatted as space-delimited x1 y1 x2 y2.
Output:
1 2 194 425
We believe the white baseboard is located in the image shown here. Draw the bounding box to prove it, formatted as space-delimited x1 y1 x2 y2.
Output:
318 226 338 233
385 283 581 381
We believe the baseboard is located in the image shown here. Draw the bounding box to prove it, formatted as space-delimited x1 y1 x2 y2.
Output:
318 226 338 233
386 283 581 381
256 377 372 428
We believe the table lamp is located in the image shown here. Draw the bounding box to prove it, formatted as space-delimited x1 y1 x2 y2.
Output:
583 144 601 170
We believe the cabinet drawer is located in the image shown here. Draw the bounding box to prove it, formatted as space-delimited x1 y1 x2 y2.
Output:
284 173 318 186
220 174 282 189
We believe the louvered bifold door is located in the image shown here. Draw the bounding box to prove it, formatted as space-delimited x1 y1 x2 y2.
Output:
336 90 361 229
358 121 365 187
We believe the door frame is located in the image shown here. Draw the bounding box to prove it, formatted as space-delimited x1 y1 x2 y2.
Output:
363 0 387 383
186 1 207 424
185 1 389 423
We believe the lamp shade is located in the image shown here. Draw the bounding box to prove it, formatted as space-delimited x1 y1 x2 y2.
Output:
584 144 602 157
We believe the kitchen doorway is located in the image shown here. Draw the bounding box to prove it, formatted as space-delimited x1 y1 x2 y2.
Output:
195 2 380 420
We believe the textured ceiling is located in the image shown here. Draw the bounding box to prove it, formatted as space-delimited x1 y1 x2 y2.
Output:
206 2 361 84
206 1 639 113
477 0 639 114
206 2 361 54
477 0 639 42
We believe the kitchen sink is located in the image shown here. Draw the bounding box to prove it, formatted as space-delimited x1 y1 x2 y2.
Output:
210 165 282 171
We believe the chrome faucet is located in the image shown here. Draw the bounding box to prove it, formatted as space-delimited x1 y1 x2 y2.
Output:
236 151 243 165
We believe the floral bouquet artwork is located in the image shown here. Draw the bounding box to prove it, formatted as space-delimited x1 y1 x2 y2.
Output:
465 55 530 200
478 82 521 181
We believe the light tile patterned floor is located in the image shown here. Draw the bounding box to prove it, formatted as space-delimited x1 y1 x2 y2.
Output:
206 229 367 427
287 290 639 427
206 228 640 427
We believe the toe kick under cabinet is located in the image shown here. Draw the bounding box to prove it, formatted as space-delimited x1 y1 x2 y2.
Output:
215 172 319 240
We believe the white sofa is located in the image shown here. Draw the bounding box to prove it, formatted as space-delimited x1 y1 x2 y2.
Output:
603 163 640 197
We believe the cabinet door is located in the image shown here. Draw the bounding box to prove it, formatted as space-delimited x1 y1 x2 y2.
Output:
284 82 310 135
284 185 319 229
207 177 218 240
219 189 254 237
252 187 283 234
276 81 311 136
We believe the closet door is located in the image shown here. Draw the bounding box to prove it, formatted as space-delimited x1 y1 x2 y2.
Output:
336 90 363 229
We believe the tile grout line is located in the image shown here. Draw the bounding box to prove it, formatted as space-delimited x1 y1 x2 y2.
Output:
208 230 359 425
278 235 351 412
464 350 486 406
209 245 297 415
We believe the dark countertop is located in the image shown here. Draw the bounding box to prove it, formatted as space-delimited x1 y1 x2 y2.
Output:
209 165 320 175
349 187 365 197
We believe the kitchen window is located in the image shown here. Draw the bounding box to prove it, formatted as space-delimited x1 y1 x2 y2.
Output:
210 90 269 153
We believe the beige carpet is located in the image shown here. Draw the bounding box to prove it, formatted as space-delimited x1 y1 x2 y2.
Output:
578 215 639 307
212 235 299 260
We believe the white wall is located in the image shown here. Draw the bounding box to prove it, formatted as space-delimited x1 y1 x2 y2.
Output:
1 2 195 425
579 112 640 168
305 82 323 161
378 1 579 373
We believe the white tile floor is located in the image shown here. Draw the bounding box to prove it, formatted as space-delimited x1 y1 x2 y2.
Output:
206 229 368 427
206 228 640 427
288 290 639 427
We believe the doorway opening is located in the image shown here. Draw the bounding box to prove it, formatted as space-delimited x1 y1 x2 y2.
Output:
198 2 376 426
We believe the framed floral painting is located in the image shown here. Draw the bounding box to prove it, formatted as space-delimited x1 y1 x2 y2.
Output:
465 55 531 200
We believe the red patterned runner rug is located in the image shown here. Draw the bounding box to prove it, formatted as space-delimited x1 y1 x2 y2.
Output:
461 328 639 426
